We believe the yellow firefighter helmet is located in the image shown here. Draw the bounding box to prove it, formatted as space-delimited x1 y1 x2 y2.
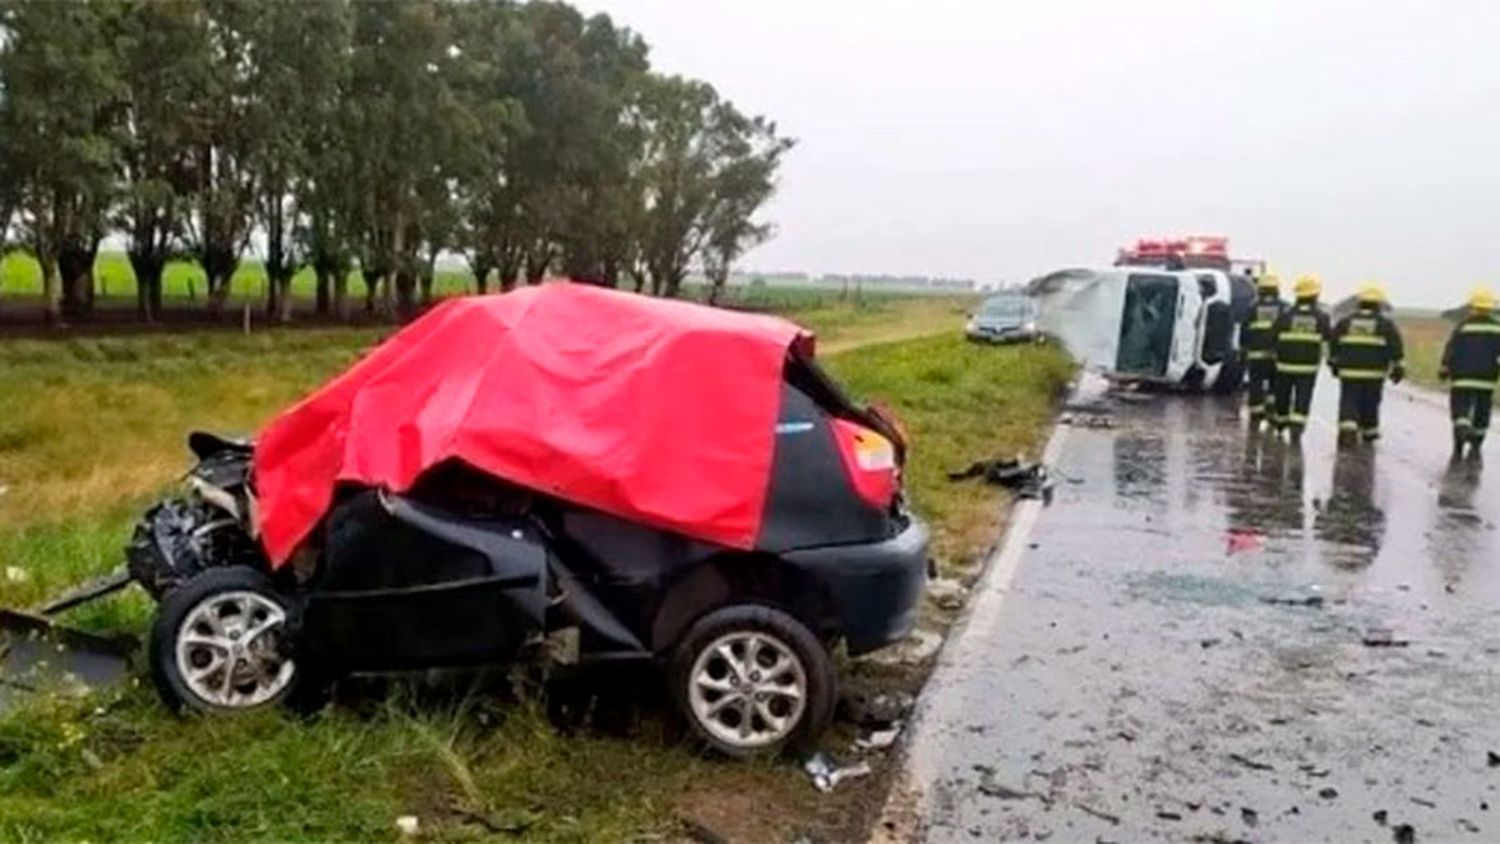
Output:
1294 275 1322 299
1470 286 1497 312
1356 284 1386 305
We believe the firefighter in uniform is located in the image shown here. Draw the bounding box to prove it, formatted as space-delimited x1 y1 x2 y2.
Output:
1240 273 1286 429
1440 287 1500 461
1271 274 1332 444
1329 284 1404 446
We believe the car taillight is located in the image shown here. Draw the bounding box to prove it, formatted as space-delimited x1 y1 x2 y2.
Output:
830 418 899 510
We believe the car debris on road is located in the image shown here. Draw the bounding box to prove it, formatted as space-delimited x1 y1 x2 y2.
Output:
804 751 872 792
947 457 1054 500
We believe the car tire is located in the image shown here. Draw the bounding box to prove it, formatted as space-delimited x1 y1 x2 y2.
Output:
668 604 836 759
150 567 324 715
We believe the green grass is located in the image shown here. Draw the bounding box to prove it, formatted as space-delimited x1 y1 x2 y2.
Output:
0 312 1071 841
0 251 967 312
0 250 474 303
1396 314 1451 390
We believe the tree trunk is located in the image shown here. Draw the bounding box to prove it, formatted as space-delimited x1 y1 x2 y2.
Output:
362 264 381 314
41 255 63 326
60 246 96 318
418 270 434 305
333 268 351 322
471 256 493 295
395 267 418 318
708 269 728 305
524 244 549 284
499 250 522 292
203 247 238 316
267 266 295 324
315 266 332 315
130 251 166 323
278 274 295 323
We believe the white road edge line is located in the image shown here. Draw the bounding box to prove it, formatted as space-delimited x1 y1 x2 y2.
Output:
871 408 1075 843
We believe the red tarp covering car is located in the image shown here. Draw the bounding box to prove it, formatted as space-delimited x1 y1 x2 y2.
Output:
253 283 811 566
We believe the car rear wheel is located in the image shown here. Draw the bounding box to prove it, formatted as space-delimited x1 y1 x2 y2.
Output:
669 605 836 758
150 567 318 714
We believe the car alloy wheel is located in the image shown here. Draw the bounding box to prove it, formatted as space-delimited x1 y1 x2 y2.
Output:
687 630 808 750
174 589 295 709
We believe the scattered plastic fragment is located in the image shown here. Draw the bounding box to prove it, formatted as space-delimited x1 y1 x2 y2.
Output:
803 751 871 793
855 721 902 751
1225 528 1264 555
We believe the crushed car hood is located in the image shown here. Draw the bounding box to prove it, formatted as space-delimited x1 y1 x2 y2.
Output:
253 284 810 566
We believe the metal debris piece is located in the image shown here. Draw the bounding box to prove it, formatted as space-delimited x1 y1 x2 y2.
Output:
1261 595 1325 609
1059 412 1116 429
947 458 1054 501
1362 627 1411 648
803 751 871 793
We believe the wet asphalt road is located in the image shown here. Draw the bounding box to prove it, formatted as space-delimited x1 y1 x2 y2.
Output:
902 375 1500 843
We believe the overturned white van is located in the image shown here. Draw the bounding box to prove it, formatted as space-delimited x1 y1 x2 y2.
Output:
1027 267 1246 392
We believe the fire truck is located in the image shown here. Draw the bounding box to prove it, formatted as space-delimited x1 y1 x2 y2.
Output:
1028 236 1260 392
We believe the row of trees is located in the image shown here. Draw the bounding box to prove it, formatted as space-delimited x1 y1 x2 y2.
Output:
0 0 792 322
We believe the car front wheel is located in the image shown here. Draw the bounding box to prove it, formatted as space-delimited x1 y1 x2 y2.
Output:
150 567 308 714
669 604 836 758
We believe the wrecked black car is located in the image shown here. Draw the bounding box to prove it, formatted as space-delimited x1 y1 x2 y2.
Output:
125 285 928 756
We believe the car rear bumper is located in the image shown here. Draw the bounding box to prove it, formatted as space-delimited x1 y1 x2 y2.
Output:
967 328 1036 344
784 515 929 655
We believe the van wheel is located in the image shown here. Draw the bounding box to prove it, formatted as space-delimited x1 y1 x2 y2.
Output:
669 605 836 758
150 567 321 715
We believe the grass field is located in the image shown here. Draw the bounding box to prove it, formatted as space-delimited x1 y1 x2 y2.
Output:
0 250 952 317
0 300 1072 842
1396 314 1452 390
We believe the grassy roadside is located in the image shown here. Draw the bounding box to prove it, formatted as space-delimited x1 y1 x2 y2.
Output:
1396 315 1449 390
0 307 1071 841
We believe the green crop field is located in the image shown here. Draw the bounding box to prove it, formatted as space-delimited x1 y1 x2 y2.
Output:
0 250 475 305
0 301 1071 841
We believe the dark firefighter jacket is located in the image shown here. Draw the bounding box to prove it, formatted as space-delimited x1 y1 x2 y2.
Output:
1442 312 1500 391
1272 299 1333 374
1330 306 1404 380
1240 293 1287 361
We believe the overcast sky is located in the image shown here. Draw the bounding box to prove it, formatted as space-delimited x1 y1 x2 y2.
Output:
579 0 1500 306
